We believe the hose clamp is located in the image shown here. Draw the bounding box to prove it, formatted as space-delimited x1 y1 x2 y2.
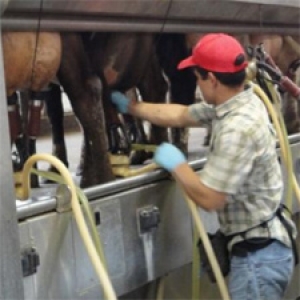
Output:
55 184 72 213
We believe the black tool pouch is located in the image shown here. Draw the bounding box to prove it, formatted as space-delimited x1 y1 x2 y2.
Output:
276 204 299 266
197 230 230 283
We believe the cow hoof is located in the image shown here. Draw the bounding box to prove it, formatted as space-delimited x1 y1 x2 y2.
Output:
130 151 153 165
30 173 39 188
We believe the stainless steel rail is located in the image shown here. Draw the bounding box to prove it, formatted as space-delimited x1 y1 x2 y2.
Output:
2 0 300 34
16 132 300 221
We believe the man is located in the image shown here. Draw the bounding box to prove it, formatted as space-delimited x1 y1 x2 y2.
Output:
111 33 296 300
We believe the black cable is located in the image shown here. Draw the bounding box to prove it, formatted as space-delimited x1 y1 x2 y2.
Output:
151 0 173 63
156 0 173 41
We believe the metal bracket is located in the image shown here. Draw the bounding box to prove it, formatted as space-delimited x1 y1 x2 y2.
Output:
55 184 72 213
137 205 160 235
21 247 40 277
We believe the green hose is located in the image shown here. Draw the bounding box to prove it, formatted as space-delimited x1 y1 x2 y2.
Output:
31 168 108 269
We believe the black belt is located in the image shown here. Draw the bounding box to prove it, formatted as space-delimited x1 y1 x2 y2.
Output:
231 238 275 257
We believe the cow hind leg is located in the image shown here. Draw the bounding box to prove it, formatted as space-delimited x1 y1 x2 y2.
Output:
58 33 114 187
169 69 197 154
44 83 69 167
136 53 169 163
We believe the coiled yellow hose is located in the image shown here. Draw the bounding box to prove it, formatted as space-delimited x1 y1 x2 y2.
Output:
17 153 117 300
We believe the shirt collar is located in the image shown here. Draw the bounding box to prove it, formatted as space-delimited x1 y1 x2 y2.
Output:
215 86 252 119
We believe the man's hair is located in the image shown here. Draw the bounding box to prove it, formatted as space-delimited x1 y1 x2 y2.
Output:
194 66 246 87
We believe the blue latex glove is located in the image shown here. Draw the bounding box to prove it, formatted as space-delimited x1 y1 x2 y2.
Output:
154 142 187 172
111 91 130 113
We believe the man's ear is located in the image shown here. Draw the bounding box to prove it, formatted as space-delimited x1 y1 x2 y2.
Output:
208 72 218 86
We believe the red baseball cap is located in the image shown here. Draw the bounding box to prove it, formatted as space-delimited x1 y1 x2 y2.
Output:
178 33 248 73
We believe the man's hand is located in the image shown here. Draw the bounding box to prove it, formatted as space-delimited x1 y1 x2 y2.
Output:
154 142 187 172
111 91 130 113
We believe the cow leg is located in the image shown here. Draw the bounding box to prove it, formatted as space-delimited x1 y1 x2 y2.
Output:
58 33 114 187
8 90 44 187
169 67 196 154
104 91 130 156
26 90 47 187
7 92 28 171
44 83 69 167
137 48 169 149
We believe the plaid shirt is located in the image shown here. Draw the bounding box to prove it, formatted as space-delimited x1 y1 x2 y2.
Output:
188 86 297 250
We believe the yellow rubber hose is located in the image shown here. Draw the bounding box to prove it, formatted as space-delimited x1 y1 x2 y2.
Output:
156 276 166 300
257 77 294 212
112 163 159 177
18 153 117 300
251 83 300 208
192 223 200 299
182 192 231 300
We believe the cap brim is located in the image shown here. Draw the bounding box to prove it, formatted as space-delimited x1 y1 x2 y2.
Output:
177 56 196 70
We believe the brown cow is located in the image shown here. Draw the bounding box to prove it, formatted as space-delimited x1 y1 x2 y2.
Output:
3 32 61 186
46 32 168 187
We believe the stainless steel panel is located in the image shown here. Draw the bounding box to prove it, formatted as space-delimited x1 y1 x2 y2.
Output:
72 198 124 298
28 212 75 299
20 180 193 299
2 0 300 33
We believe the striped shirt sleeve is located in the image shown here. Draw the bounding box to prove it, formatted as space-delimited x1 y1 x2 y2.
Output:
188 102 215 125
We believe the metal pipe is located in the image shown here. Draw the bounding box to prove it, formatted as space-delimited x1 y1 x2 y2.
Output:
2 0 300 33
17 196 56 220
1 17 300 35
0 20 24 299
279 133 300 146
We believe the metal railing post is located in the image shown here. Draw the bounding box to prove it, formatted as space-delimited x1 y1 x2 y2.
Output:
0 18 24 299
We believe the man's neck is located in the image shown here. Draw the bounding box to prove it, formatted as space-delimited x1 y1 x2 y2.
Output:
215 85 245 106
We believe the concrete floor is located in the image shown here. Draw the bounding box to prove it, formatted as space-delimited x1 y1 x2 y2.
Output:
36 131 82 175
